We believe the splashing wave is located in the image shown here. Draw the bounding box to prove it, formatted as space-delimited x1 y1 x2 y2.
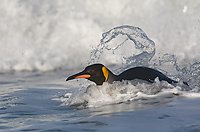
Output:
61 25 200 108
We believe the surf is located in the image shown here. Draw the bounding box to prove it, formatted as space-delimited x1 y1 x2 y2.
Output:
61 25 200 108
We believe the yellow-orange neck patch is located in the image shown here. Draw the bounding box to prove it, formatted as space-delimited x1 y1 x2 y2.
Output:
102 66 109 82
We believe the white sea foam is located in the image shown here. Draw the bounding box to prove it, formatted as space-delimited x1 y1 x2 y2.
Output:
60 78 199 108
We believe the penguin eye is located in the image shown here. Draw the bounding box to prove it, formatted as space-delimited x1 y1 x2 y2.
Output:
86 68 95 74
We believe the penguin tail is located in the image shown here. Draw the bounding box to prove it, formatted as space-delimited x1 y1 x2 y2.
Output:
183 81 189 86
172 80 189 87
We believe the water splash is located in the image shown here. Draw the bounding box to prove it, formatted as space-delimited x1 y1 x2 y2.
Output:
89 25 155 74
151 53 200 89
178 62 200 90
88 25 200 89
61 79 200 108
64 25 200 108
62 80 176 108
151 53 179 76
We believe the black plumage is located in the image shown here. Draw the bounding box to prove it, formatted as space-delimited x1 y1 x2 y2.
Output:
66 63 188 86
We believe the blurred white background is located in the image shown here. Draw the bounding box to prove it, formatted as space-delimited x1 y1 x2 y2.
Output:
0 0 199 72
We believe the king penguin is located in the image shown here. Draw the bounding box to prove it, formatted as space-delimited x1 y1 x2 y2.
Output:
66 63 188 86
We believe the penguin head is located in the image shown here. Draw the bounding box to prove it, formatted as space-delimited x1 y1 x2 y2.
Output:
66 63 110 85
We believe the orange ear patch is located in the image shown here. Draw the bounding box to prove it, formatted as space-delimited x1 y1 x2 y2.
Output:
102 66 109 82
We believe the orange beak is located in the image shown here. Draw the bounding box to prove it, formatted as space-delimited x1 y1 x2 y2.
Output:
66 70 91 81
75 74 91 79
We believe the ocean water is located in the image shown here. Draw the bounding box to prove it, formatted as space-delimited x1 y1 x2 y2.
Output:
1 0 200 132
